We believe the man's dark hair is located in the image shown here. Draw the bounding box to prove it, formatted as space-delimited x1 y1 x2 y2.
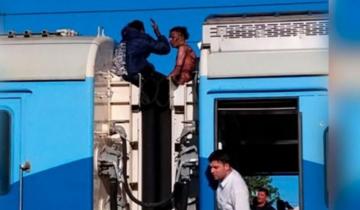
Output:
208 150 231 165
258 187 270 196
170 26 189 40
128 20 145 32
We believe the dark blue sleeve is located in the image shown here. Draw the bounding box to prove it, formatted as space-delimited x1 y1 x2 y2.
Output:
146 34 170 55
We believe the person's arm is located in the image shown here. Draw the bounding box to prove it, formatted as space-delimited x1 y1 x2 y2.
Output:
169 46 186 77
231 185 251 210
146 35 170 55
150 18 161 37
147 19 170 54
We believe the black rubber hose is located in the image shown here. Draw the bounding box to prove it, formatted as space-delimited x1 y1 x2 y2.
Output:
121 136 174 208
174 181 189 210
110 179 118 210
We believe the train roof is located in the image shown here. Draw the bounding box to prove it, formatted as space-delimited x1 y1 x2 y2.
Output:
0 34 114 81
204 11 328 25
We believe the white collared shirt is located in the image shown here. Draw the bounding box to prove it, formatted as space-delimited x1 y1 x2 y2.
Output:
216 169 250 210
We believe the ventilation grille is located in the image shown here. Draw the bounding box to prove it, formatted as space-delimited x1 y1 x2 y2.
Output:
209 20 328 39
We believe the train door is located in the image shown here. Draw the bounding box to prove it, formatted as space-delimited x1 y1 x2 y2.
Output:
215 95 327 210
299 95 328 210
0 97 22 210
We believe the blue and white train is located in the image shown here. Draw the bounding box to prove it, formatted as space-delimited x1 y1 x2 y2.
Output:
0 34 114 210
198 12 328 210
0 11 347 210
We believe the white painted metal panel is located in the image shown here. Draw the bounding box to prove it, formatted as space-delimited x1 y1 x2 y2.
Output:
202 13 329 77
0 36 113 81
207 49 328 78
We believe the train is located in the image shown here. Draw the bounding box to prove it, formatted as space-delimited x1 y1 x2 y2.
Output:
0 10 342 210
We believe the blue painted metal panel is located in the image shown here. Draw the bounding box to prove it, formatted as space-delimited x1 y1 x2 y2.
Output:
24 158 92 210
9 79 94 174
300 95 328 165
0 183 18 210
299 95 328 210
303 160 327 209
200 76 328 94
0 78 94 210
0 97 23 210
199 76 328 210
198 80 216 210
0 159 92 210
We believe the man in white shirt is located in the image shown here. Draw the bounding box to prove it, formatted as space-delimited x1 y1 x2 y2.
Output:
208 150 250 210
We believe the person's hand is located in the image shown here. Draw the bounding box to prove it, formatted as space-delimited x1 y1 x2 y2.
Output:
150 18 161 37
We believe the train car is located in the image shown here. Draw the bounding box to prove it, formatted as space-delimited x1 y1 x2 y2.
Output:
198 12 329 210
0 11 332 210
0 30 198 210
0 32 115 210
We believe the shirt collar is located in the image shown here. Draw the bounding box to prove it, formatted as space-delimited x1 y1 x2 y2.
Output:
219 170 233 189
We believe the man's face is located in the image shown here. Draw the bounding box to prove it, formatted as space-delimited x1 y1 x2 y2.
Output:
257 191 268 205
169 31 182 48
209 160 230 181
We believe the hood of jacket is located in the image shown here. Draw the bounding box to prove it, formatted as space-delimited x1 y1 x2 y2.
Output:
122 27 148 41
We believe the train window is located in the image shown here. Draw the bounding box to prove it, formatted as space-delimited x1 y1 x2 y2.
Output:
0 110 11 195
216 99 299 176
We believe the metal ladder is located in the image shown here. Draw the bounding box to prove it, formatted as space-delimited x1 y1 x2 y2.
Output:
110 74 142 210
94 70 142 210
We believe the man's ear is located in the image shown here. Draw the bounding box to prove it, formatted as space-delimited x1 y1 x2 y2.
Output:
224 163 231 170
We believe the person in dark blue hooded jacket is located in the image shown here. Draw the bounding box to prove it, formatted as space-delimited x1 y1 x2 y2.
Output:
113 19 170 86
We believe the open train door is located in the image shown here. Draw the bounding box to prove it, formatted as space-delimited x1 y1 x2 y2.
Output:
215 98 302 209
215 94 328 210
